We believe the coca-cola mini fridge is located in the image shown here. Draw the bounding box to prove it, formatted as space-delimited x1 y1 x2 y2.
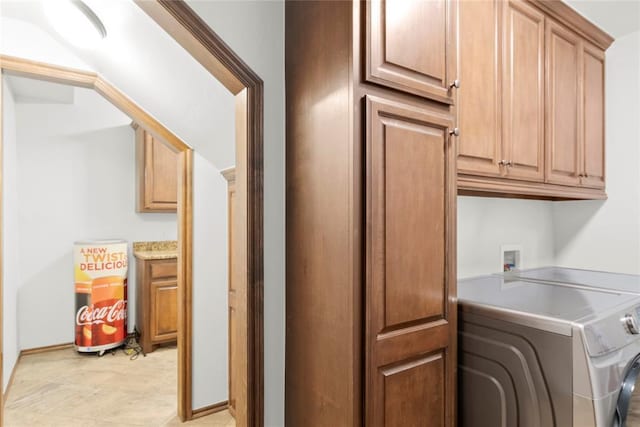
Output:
74 239 128 353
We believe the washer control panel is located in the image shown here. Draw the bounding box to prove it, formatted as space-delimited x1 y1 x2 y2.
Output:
584 303 640 357
623 312 640 335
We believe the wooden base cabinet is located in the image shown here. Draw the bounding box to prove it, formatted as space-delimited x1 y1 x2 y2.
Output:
135 258 178 354
286 1 457 426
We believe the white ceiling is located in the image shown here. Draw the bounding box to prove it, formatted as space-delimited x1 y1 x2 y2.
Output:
0 0 236 170
566 0 640 39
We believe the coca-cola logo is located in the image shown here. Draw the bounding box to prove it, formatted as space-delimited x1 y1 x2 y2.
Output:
76 300 127 326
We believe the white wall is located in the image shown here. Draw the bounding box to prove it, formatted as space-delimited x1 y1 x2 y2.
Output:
552 31 640 274
14 85 177 349
186 2 285 423
192 152 229 408
457 197 556 278
2 78 20 391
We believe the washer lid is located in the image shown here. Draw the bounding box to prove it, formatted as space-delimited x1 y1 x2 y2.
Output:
500 267 640 295
458 275 638 332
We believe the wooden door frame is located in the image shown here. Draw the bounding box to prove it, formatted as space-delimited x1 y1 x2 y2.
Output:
135 3 264 424
0 2 264 424
221 167 237 418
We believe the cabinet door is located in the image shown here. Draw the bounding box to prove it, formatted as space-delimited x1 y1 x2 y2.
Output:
150 280 178 342
366 0 457 104
546 20 582 186
137 127 178 212
365 96 456 427
503 0 545 182
582 43 605 189
457 0 502 177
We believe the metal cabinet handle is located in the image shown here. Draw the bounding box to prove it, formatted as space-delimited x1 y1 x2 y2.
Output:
449 128 460 137
449 79 460 89
499 160 506 166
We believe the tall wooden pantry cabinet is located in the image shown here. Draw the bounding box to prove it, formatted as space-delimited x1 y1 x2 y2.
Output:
286 1 458 426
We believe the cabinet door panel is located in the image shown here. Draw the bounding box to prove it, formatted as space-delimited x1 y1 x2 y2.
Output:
384 123 445 327
366 96 455 426
150 281 178 341
582 44 605 189
458 0 502 177
382 353 445 427
148 136 178 206
367 0 456 104
503 0 545 181
546 21 582 186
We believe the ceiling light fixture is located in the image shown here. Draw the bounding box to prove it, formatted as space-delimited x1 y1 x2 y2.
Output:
43 0 107 49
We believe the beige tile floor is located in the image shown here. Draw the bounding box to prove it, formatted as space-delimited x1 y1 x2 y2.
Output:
4 346 235 426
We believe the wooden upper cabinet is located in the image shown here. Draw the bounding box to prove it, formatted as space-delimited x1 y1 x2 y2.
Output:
546 27 605 190
457 0 502 177
546 20 582 187
502 0 545 182
135 125 178 212
457 2 612 200
582 43 606 189
365 96 455 427
366 0 457 104
458 0 544 182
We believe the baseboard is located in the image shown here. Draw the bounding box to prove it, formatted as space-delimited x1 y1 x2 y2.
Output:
4 342 74 402
191 400 229 419
20 342 74 356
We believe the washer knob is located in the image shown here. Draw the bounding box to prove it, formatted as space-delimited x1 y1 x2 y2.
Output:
623 314 640 334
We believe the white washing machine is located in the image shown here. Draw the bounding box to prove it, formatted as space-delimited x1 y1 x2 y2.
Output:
459 272 640 427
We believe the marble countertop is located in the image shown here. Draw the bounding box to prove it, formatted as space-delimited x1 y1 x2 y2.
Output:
133 240 177 260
